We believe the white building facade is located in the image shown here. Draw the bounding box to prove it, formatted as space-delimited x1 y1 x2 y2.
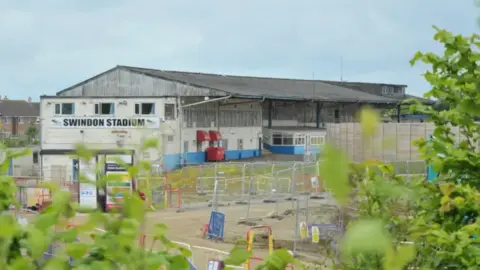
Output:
40 95 262 173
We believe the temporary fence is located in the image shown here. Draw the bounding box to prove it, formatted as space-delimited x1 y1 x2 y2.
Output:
164 161 322 214
291 193 347 264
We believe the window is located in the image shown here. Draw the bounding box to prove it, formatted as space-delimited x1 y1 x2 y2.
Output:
282 135 293 145
382 86 394 95
55 103 74 115
272 133 282 145
95 103 115 115
135 103 155 115
167 135 174 143
3 117 9 124
237 139 243 150
18 117 24 124
295 137 305 145
165 104 175 120
196 141 202 152
183 141 189 152
311 136 325 145
33 152 39 164
221 139 228 150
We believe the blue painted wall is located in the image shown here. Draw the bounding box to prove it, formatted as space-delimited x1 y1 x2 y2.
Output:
264 143 322 155
163 149 260 171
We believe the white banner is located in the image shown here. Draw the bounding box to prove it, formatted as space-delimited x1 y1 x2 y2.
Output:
79 159 98 209
50 117 160 128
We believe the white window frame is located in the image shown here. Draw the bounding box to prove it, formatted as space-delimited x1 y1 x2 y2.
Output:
164 103 176 120
54 103 75 115
221 139 228 150
135 103 155 115
95 102 115 115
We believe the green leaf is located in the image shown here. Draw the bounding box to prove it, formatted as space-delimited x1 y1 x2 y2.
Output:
318 145 350 205
26 227 49 259
56 227 79 243
341 219 391 255
396 244 416 268
224 247 251 266
452 196 465 208
359 106 379 138
66 242 90 259
439 183 455 196
34 212 58 230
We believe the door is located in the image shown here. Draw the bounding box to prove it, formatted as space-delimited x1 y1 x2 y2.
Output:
258 137 262 156
183 141 189 165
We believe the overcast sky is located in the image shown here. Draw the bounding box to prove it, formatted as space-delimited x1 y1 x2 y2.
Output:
1 0 478 100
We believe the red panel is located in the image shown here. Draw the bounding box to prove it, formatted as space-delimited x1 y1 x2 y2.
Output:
206 147 225 161
196 130 210 142
209 130 222 141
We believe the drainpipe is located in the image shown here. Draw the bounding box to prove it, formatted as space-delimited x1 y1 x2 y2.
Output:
177 97 183 168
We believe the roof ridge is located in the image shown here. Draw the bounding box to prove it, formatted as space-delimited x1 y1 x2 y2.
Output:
119 65 354 84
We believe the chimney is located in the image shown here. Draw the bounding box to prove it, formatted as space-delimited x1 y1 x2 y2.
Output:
28 97 32 103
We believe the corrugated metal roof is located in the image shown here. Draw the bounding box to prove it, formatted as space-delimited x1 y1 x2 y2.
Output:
120 66 400 104
322 80 433 104
0 100 39 116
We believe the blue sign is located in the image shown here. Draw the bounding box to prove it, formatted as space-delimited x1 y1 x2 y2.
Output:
208 211 225 240
80 190 95 196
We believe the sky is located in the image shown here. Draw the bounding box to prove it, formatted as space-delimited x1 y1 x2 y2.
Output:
0 0 478 100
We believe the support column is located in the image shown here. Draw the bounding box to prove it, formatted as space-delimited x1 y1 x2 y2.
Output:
268 100 273 129
315 102 321 128
396 104 401 123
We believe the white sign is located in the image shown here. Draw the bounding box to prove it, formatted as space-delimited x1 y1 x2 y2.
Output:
50 117 160 129
311 176 319 188
79 159 98 209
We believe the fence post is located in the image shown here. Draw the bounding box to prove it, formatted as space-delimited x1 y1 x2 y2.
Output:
241 164 247 198
293 198 300 256
275 171 280 213
212 179 219 212
315 160 320 193
249 163 255 195
212 164 218 212
290 163 298 209
246 175 254 220
305 192 309 227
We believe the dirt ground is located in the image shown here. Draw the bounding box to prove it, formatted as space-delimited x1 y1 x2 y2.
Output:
142 198 336 269
61 197 335 269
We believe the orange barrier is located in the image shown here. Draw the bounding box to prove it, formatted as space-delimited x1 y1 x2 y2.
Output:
37 193 51 212
164 184 181 209
245 225 274 270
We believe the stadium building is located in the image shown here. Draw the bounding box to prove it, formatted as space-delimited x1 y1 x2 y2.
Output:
39 65 423 180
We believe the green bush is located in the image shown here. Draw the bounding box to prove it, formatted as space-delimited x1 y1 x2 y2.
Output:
321 27 480 269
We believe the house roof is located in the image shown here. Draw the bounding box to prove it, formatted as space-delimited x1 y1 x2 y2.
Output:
0 100 40 117
118 66 401 104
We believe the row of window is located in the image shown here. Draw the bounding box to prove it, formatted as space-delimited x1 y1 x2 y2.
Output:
164 137 246 152
53 102 176 119
262 106 345 121
271 133 325 146
182 108 262 128
1 117 38 125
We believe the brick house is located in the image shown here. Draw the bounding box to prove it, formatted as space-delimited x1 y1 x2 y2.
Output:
0 96 40 137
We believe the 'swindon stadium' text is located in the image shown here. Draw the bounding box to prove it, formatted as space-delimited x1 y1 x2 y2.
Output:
63 118 146 127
